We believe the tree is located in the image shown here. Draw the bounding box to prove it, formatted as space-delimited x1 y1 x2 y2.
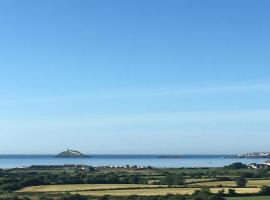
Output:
191 187 225 200
225 162 247 169
60 194 88 200
235 176 247 187
256 169 269 178
128 175 140 184
228 189 237 196
218 189 225 196
206 195 225 200
106 173 120 183
161 174 184 186
39 196 53 200
260 186 270 195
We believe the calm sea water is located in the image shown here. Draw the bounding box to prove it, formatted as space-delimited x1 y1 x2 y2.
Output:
0 155 266 169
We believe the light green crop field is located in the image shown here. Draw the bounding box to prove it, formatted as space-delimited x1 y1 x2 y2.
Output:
18 184 167 193
226 197 270 200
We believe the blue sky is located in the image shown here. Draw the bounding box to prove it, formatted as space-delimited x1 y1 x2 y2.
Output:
0 0 270 154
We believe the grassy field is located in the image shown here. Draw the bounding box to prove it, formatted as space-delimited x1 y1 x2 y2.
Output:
18 184 167 193
69 187 261 196
70 187 201 196
187 179 270 187
184 178 214 183
12 167 270 198
226 197 270 200
18 184 261 196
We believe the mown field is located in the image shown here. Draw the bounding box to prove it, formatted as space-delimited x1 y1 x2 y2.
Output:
69 187 261 196
17 184 261 196
226 197 270 200
187 179 270 187
18 184 167 193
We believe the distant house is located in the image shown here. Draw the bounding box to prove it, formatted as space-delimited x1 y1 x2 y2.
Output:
28 164 94 172
247 163 258 169
76 165 92 172
263 160 270 166
247 163 269 169
63 164 76 169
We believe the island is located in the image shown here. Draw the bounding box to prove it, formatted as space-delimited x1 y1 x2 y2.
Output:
55 149 90 158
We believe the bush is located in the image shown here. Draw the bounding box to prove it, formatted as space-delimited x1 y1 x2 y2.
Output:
60 194 88 200
260 185 270 195
39 196 53 200
190 187 225 200
228 189 237 197
160 174 184 186
235 176 248 187
225 163 247 169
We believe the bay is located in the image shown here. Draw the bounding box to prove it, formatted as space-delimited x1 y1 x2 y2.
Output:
0 155 267 169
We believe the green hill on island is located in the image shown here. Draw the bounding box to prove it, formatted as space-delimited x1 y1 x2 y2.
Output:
55 149 89 158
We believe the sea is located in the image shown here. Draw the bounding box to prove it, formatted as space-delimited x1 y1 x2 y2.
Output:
0 155 267 169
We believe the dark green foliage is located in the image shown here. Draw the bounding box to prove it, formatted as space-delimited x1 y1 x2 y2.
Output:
240 172 255 178
60 194 88 200
227 189 237 197
224 163 247 170
215 177 232 181
235 176 248 187
0 197 30 200
160 174 185 186
95 192 223 200
0 166 268 200
256 169 270 178
259 185 270 195
190 188 225 200
38 196 53 200
0 170 149 192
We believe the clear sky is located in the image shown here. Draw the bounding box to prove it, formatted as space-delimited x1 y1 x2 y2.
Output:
0 0 270 154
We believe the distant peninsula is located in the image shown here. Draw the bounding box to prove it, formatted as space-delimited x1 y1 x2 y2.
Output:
158 155 183 158
55 149 90 158
232 152 270 158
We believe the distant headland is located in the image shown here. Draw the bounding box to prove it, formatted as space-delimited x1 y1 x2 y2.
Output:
55 149 89 158
232 152 270 158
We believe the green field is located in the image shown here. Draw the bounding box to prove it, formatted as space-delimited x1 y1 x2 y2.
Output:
226 197 270 200
70 188 261 196
18 184 166 193
18 184 261 196
3 165 270 199
188 179 270 187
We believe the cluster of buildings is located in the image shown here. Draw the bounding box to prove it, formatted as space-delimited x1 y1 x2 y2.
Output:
29 164 93 171
23 164 148 171
96 165 148 169
237 152 270 158
247 160 270 169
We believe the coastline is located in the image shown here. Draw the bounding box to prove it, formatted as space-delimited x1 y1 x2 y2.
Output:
0 154 268 169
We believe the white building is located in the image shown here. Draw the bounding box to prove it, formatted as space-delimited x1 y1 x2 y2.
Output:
263 160 270 166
